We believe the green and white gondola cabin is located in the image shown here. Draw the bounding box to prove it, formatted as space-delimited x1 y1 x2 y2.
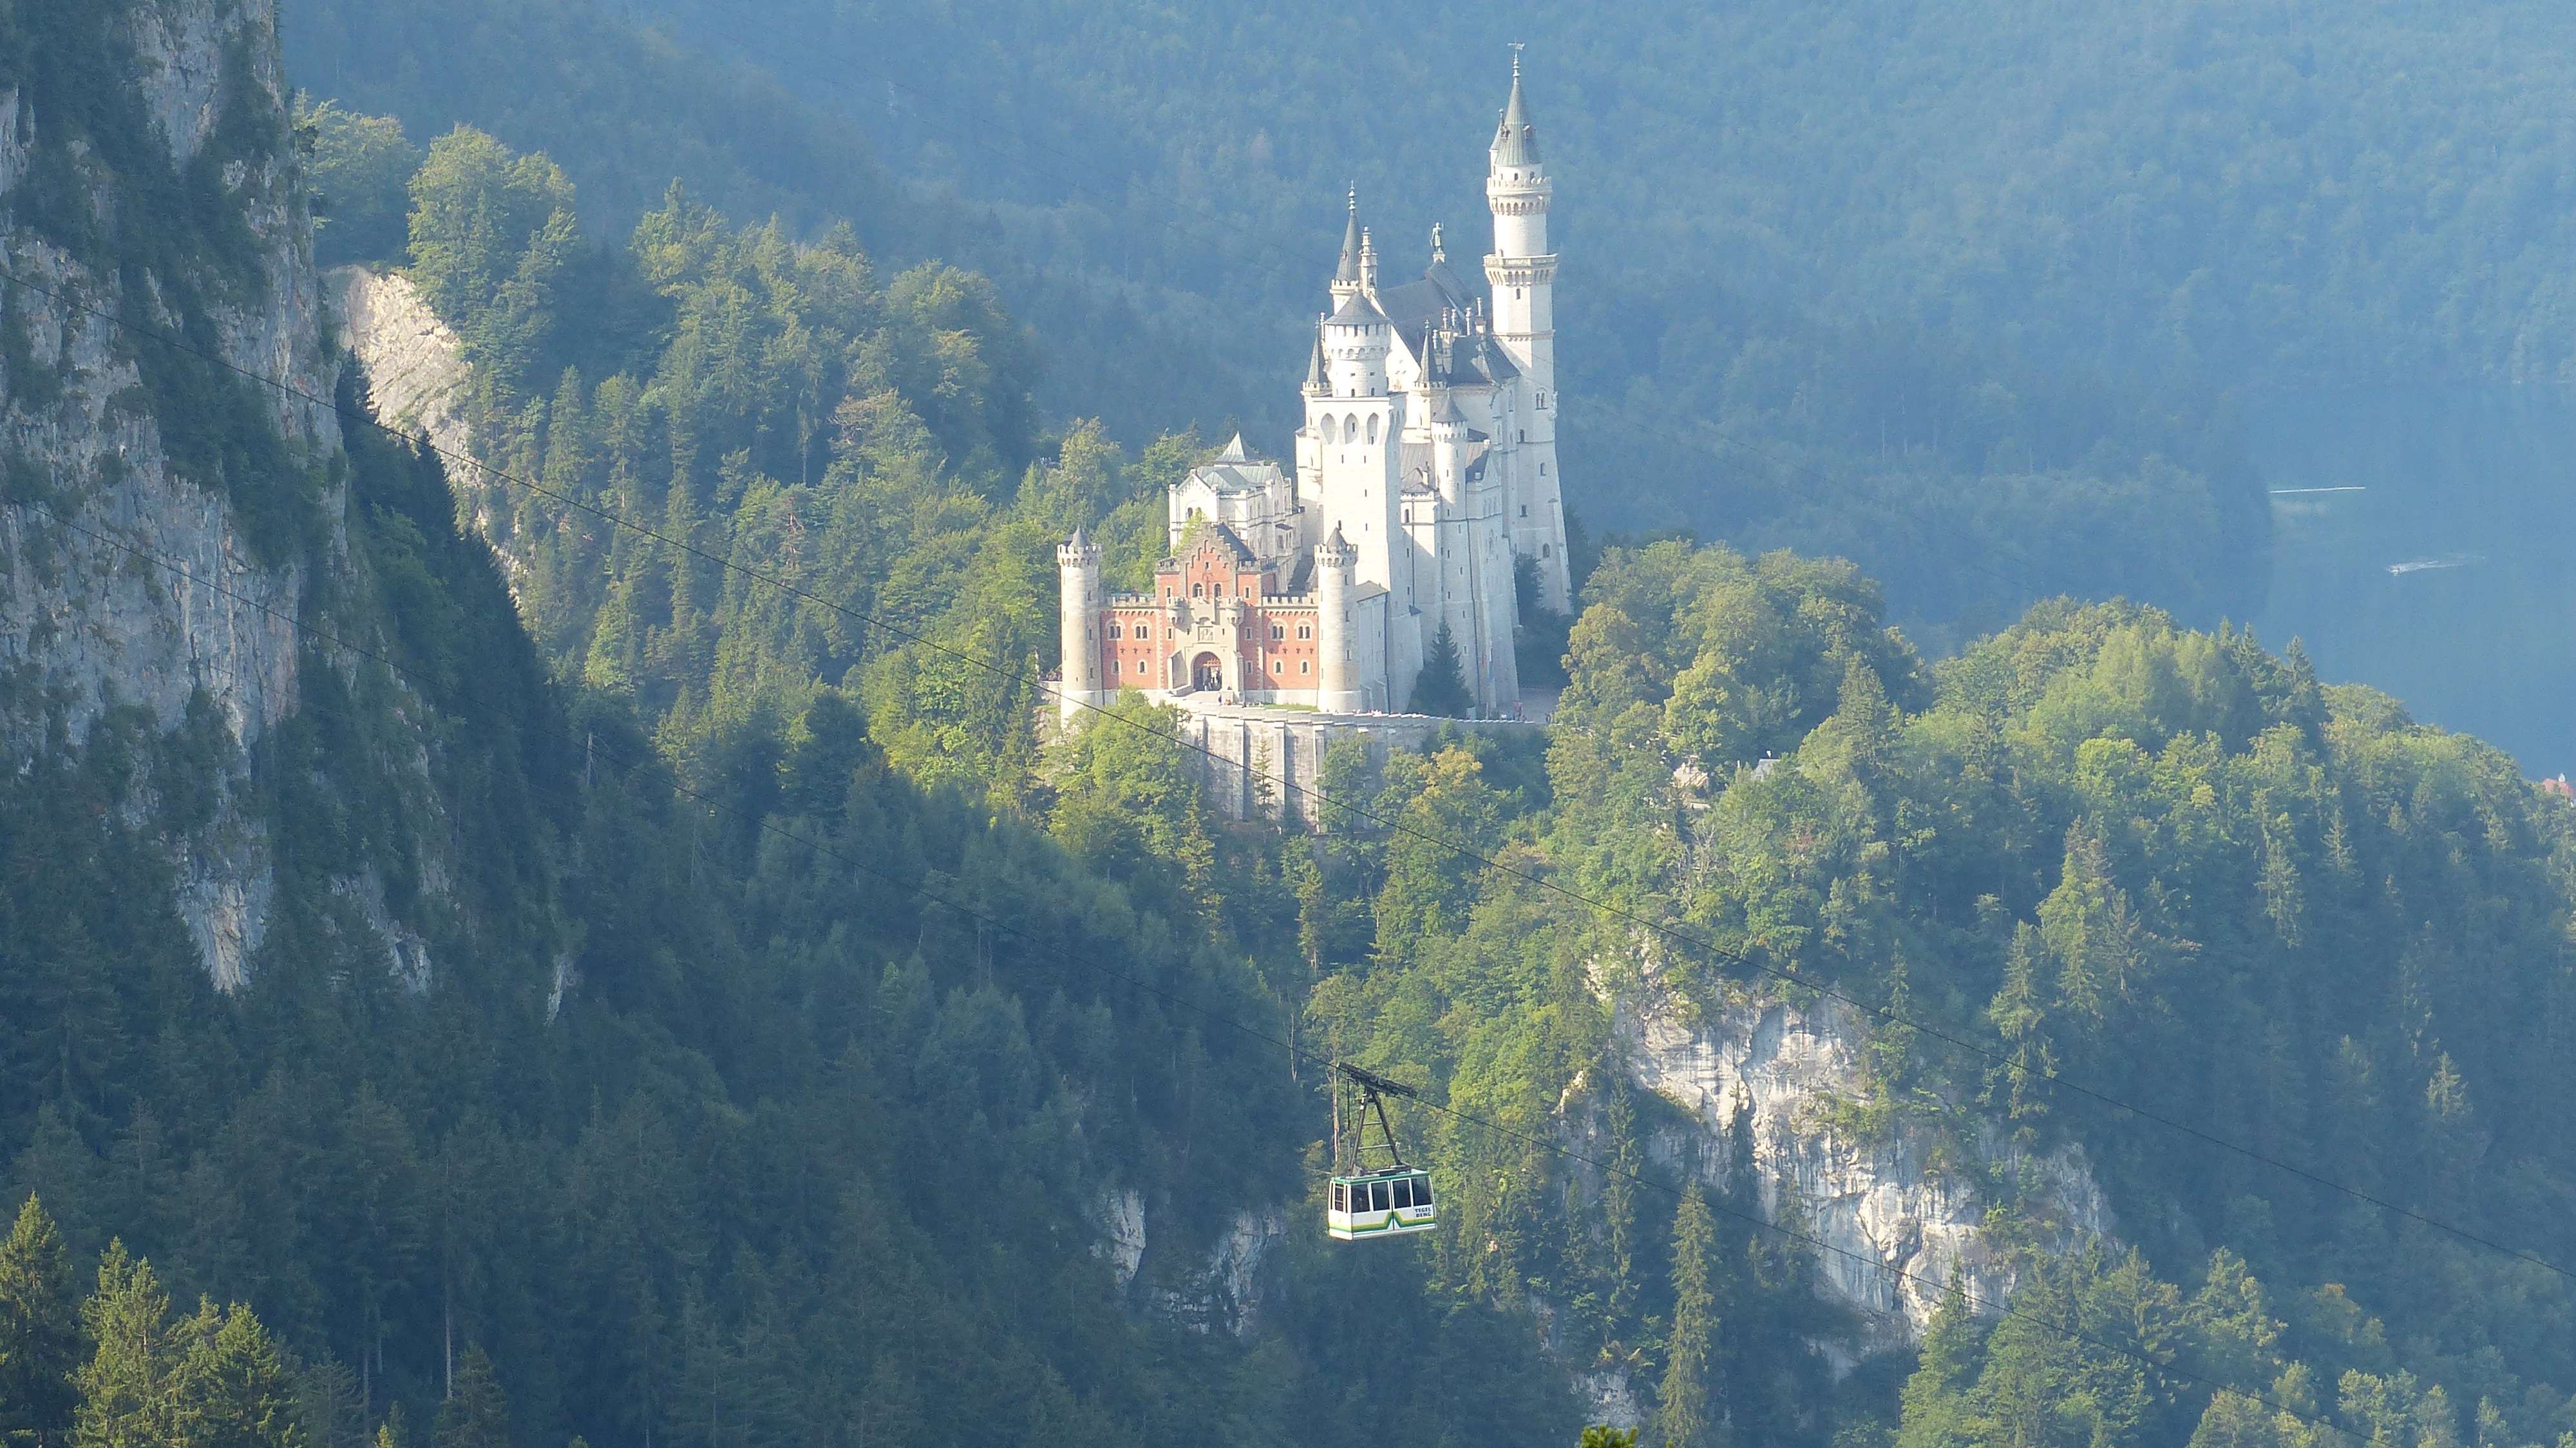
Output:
1329 1168 1435 1239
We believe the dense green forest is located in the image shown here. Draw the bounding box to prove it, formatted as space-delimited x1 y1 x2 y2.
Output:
278 0 2277 637
15 5 2576 1448
266 0 2576 635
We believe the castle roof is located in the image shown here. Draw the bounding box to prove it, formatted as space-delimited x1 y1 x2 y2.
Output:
1494 62 1541 167
1378 258 1477 330
1412 328 1518 388
1328 289 1389 327
1157 519 1259 573
1175 444 1285 500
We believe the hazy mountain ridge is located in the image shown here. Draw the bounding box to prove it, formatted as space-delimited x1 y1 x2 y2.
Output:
280 0 2278 636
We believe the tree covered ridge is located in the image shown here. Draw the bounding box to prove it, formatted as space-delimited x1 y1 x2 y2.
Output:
1528 546 2576 1446
285 0 2277 638
368 120 1231 800
614 0 2576 391
16 8 2576 1448
1229 540 2576 1448
294 83 2576 1448
3 19 1562 1443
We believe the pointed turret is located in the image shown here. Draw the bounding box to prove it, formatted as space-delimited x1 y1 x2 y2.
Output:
1494 52 1541 166
1333 189 1363 294
1304 326 1329 396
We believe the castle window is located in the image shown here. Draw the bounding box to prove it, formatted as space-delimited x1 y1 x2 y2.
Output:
1542 544 1552 557
1192 582 1204 598
1298 624 1312 640
1540 463 1548 475
1343 414 1358 443
1271 624 1284 640
1366 415 1379 444
1108 623 1121 639
1272 660 1282 674
1301 661 1311 674
1519 505 1527 518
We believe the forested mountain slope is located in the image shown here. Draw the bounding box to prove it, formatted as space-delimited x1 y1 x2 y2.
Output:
323 81 2576 1448
0 6 1568 1447
615 0 2576 392
276 0 2576 632
14 6 2576 1448
279 0 2275 639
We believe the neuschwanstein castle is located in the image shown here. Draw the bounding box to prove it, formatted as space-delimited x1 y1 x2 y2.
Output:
1056 60 1571 721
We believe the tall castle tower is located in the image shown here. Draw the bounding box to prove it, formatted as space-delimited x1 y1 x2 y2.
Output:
1056 529 1102 723
1314 525 1362 712
1306 191 1418 705
1486 55 1571 614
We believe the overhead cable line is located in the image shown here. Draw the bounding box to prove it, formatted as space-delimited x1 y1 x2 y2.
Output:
0 262 2560 1293
19 496 2364 1448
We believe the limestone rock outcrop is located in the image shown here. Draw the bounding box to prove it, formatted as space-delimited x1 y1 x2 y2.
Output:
0 0 456 991
1607 969 2112 1355
333 267 471 468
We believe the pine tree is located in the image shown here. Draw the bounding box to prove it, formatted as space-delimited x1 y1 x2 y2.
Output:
1411 624 1474 718
71 1243 174 1448
290 1358 364 1448
1658 1187 1716 1448
432 1347 506 1448
170 1302 298 1448
0 1197 83 1448
1894 1275 1988 1448
1602 1083 1640 1331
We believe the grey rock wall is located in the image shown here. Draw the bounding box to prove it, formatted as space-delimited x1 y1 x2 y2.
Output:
0 1 445 991
1607 966 2112 1355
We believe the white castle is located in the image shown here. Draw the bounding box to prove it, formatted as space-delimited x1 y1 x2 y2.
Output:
1057 59 1571 721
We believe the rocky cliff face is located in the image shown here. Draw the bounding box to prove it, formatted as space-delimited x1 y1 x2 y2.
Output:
1607 969 2112 1360
1093 1188 1284 1338
333 267 470 470
0 0 443 989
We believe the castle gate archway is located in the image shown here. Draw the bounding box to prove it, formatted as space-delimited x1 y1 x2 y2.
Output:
1192 653 1224 692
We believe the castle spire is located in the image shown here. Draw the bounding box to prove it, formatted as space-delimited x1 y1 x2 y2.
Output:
1495 51 1541 167
1334 188 1363 289
1304 323 1328 395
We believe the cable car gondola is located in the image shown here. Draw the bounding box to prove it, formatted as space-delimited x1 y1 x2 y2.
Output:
1327 1063 1436 1241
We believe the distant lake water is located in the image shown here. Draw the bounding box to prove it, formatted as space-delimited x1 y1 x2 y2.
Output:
2251 386 2576 776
